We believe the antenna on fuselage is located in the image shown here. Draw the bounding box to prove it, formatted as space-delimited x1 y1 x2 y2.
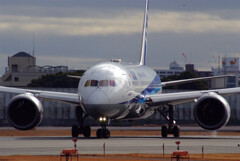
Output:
139 0 149 66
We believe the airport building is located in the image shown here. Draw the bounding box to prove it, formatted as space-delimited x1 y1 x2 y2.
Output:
1 52 68 87
211 57 240 88
154 58 240 89
154 60 184 78
154 61 215 89
155 61 213 79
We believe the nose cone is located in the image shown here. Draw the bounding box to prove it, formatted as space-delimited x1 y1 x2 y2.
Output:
87 90 110 105
85 90 122 118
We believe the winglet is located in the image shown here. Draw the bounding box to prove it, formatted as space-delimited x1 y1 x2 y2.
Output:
139 0 149 66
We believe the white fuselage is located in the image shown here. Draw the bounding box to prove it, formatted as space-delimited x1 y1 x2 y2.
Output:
78 62 162 120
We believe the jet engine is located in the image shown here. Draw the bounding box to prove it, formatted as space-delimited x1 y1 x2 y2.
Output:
193 92 230 130
6 93 43 130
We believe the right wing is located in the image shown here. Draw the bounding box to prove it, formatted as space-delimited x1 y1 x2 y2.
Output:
0 86 80 105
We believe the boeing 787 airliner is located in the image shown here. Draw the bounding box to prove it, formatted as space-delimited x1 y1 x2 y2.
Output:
0 0 239 138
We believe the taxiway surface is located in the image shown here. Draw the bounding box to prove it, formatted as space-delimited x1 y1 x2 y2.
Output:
1 135 240 155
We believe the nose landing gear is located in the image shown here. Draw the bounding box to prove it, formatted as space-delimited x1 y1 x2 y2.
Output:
96 117 111 138
96 127 110 138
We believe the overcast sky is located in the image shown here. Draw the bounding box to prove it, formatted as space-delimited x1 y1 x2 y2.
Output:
1 0 240 75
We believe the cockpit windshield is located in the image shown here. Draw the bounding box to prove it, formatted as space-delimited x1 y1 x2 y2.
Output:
84 80 90 87
109 80 116 87
84 80 116 87
90 80 98 87
99 80 108 86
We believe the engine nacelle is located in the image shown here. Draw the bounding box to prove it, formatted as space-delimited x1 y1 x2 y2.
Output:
193 92 230 130
6 93 43 130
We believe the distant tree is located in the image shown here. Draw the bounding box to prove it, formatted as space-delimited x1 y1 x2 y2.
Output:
27 70 85 88
161 71 208 90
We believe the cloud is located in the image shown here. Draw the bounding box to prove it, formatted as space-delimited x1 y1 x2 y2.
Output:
1 2 240 75
0 13 142 36
150 11 240 34
1 10 240 37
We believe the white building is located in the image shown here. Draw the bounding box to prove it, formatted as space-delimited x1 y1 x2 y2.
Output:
155 60 184 79
1 52 68 87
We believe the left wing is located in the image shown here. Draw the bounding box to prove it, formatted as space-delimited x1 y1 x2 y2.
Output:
161 75 229 87
0 86 80 105
146 87 240 106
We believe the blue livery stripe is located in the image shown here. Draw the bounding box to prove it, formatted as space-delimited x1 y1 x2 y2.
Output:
123 74 162 104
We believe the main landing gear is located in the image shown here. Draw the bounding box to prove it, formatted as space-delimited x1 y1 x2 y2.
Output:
157 104 180 138
96 117 110 139
72 106 91 138
71 107 110 139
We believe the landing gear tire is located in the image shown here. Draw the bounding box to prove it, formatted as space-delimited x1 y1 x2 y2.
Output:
158 104 181 138
96 128 110 138
72 125 79 138
72 125 91 138
161 125 168 138
72 106 91 138
83 126 91 138
103 129 110 138
96 129 103 138
173 125 180 138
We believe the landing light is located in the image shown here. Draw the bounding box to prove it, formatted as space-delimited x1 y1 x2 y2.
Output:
99 117 107 122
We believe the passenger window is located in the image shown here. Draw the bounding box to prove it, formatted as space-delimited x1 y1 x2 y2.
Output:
99 80 108 87
84 80 90 87
90 80 98 86
110 80 116 87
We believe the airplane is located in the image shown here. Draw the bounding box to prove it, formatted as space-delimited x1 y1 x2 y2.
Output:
0 0 239 138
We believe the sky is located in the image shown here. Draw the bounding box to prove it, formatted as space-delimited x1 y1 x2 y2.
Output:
1 0 240 75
